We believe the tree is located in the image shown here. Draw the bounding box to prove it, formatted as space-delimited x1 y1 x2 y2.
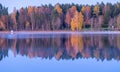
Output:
0 4 8 17
0 15 8 30
81 6 85 13
28 6 34 14
27 6 35 30
65 10 71 29
70 11 78 31
81 5 91 28
71 18 76 31
50 4 63 30
113 3 120 16
98 15 103 30
93 5 99 16
54 4 62 14
25 21 30 30
84 6 91 25
51 10 61 30
9 8 17 30
0 20 5 30
117 14 120 30
70 11 83 31
78 12 84 30
65 6 77 30
103 4 111 28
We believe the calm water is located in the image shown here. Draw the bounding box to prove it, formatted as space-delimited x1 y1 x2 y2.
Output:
0 33 120 72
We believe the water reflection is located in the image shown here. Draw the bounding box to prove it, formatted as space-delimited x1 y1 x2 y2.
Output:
0 34 120 61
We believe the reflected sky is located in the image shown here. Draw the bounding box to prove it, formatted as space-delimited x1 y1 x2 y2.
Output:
0 34 120 72
0 50 120 72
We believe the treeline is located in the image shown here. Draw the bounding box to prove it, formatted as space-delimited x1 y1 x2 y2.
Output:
1 2 120 31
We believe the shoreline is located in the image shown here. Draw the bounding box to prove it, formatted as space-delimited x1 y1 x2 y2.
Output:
0 31 120 34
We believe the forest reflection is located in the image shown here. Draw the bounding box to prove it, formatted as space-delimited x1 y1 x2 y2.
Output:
0 34 120 61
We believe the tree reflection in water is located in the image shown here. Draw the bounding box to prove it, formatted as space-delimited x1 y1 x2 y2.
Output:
0 34 120 61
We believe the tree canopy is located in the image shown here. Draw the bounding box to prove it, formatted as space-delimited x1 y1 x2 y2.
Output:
0 2 120 31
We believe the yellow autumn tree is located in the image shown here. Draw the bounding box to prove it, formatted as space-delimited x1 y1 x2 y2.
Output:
28 6 34 14
71 18 76 31
93 5 99 16
74 11 79 30
70 11 78 31
70 11 84 31
81 6 85 13
54 4 62 14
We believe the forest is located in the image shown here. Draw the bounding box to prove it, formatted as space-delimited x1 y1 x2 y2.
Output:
0 2 120 31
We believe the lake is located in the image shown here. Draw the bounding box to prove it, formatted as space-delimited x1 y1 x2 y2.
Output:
0 33 120 72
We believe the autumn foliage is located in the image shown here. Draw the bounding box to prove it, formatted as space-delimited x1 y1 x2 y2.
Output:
0 3 120 31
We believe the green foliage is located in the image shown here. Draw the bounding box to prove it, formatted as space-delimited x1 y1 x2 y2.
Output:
0 4 8 17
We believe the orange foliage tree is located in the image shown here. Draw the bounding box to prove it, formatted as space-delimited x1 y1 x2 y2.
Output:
70 11 84 31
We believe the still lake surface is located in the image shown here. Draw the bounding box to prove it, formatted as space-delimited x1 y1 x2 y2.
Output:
0 33 120 72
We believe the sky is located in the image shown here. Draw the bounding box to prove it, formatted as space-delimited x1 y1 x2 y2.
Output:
0 0 119 13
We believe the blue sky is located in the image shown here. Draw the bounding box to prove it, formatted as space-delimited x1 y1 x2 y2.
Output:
0 0 119 13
